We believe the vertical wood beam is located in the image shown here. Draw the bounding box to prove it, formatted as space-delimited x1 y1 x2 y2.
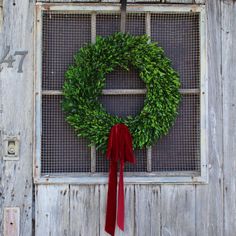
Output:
147 147 152 172
91 145 96 173
145 12 152 172
195 1 224 236
0 0 3 32
91 12 97 172
91 12 96 44
222 1 236 235
0 1 34 235
145 12 151 38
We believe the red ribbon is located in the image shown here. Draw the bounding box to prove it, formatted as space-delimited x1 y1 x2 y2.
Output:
105 123 136 236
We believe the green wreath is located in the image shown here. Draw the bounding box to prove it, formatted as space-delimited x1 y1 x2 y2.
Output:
62 33 181 152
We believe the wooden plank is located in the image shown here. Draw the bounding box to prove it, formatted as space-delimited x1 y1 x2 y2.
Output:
147 147 152 172
38 0 98 2
99 185 108 236
3 208 20 236
35 185 70 236
38 4 204 14
0 0 34 235
99 185 135 236
34 4 43 180
222 1 236 236
70 185 100 236
145 12 151 38
91 12 96 43
0 1 2 32
35 173 205 185
165 0 193 3
195 185 208 236
135 185 160 236
102 89 147 95
161 185 195 236
199 5 208 183
195 0 205 3
195 1 224 235
42 88 200 96
91 145 96 172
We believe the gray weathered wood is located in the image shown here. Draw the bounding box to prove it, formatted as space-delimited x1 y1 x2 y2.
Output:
145 12 151 38
165 0 193 3
42 89 200 96
222 1 236 235
195 0 205 3
70 185 100 236
0 0 2 32
147 147 152 172
0 0 33 235
99 185 109 236
161 185 195 236
197 1 222 234
35 185 70 236
3 2 232 236
195 1 224 235
91 12 96 43
91 145 96 172
135 185 160 236
99 185 135 236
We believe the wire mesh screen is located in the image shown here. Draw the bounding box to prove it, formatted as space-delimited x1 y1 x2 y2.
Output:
41 10 201 175
151 13 200 89
41 96 91 173
42 13 91 91
152 95 200 171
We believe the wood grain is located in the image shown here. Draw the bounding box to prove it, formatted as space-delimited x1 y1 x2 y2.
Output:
0 0 34 235
195 1 224 236
35 185 70 236
99 185 135 236
135 185 160 236
161 185 195 236
222 1 236 235
70 185 100 236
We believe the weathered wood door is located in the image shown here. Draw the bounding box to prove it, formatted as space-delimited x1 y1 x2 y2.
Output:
34 3 207 236
2 0 236 236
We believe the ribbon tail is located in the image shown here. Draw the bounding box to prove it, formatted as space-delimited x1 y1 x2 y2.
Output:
117 160 125 231
105 160 118 236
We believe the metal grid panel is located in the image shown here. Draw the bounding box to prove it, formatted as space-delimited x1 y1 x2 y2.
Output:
99 94 145 117
41 10 201 174
151 13 200 89
152 95 200 171
96 14 120 36
104 67 146 89
126 13 146 35
41 96 91 173
42 13 91 91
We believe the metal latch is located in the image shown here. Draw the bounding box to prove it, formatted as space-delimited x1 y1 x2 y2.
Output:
3 136 20 160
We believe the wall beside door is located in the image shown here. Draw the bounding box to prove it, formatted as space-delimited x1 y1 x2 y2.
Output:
0 0 34 235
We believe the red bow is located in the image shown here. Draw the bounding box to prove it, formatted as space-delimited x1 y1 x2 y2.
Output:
105 123 136 236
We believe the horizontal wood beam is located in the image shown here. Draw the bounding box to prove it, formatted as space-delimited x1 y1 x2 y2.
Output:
37 3 204 14
42 88 200 96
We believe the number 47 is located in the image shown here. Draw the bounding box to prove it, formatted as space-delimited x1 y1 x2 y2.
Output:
0 46 28 73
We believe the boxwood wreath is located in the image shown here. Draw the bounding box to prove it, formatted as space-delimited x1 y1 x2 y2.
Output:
62 33 181 152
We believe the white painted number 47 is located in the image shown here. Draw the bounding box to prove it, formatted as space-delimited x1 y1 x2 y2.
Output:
0 46 28 73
